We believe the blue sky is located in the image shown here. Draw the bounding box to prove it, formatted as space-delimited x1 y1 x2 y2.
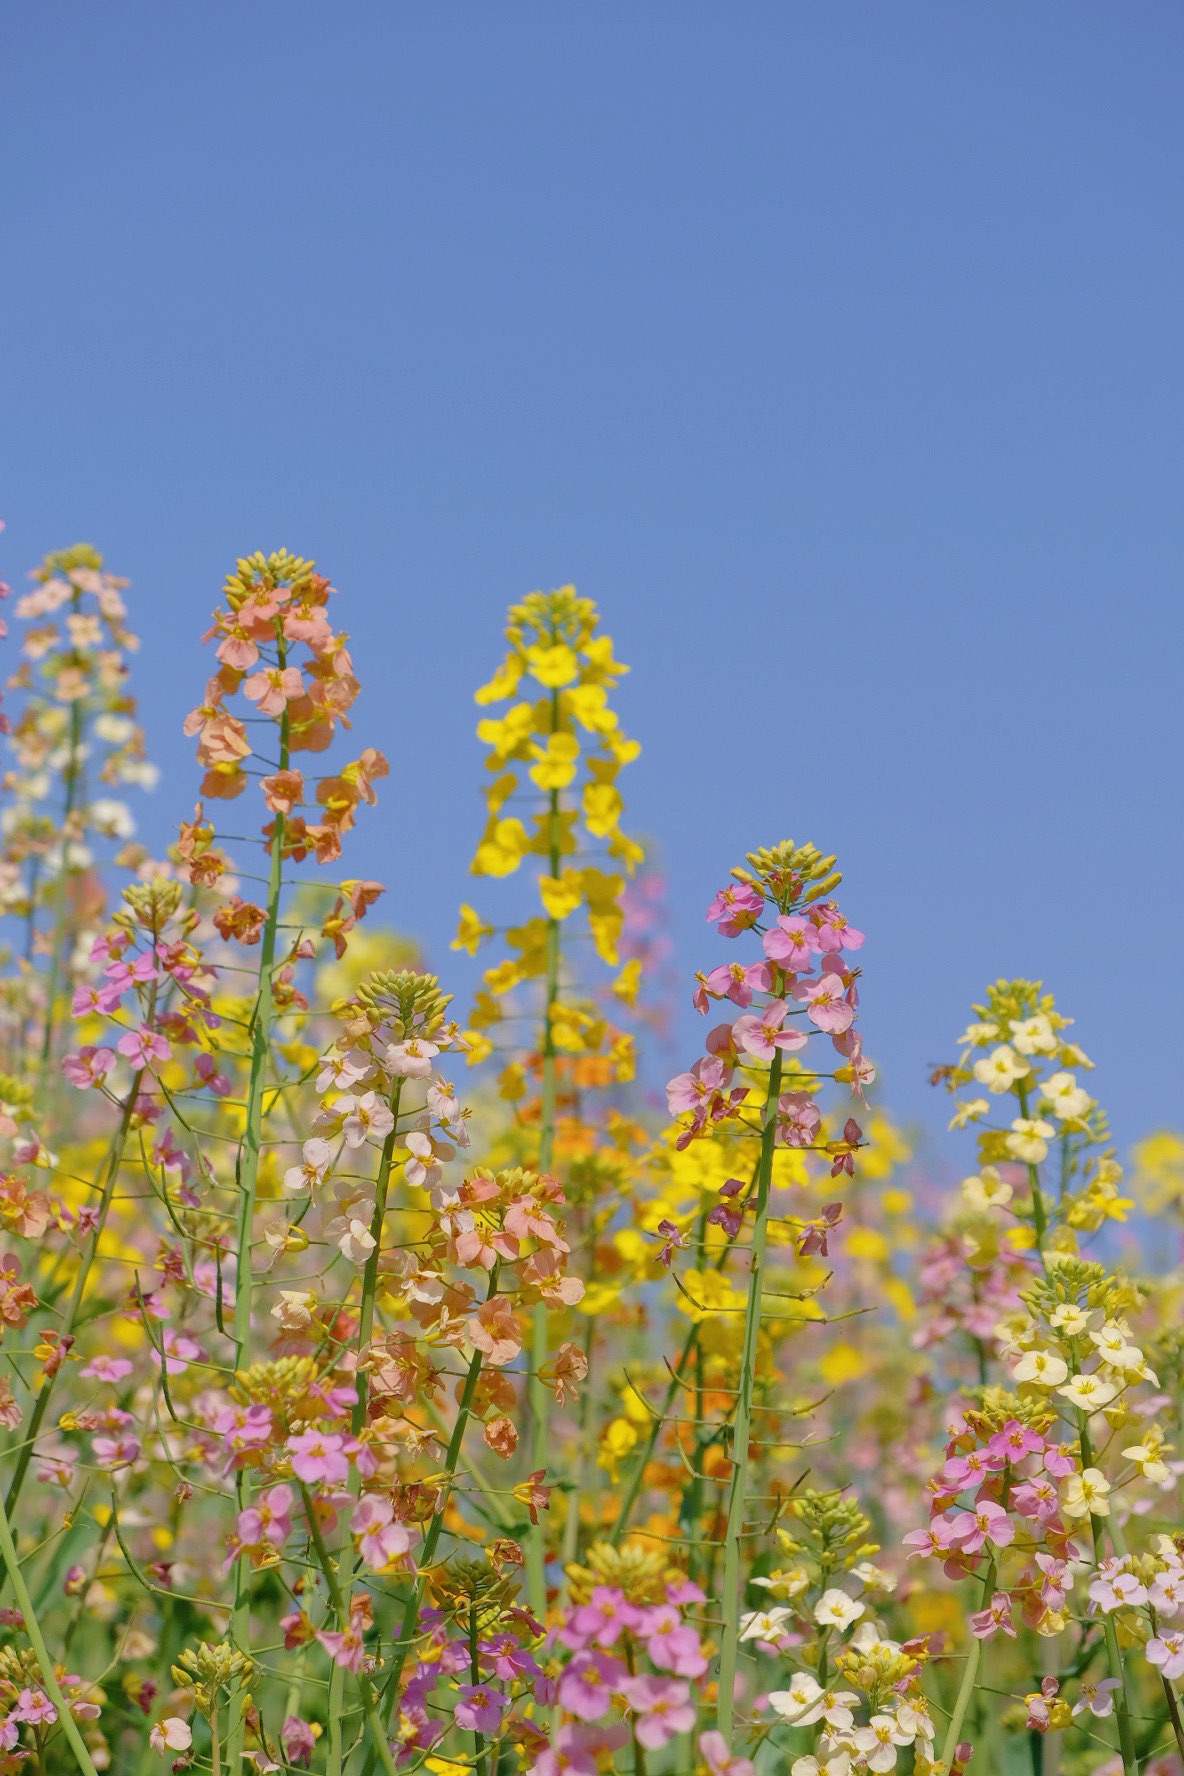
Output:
2 3 1181 1161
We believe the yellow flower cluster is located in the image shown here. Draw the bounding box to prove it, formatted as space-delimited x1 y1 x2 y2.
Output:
453 587 642 1090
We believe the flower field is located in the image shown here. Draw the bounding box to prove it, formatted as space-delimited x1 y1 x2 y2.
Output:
0 541 1182 1776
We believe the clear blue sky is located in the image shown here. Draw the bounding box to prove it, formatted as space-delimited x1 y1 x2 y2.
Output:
3 4 1181 1160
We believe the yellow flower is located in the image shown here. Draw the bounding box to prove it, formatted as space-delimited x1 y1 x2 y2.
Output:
526 642 579 687
583 781 623 838
452 902 494 956
529 732 581 789
474 653 525 705
472 817 530 877
538 871 584 921
611 959 642 1005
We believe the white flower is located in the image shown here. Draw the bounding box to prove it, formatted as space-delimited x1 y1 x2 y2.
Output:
386 1038 439 1079
94 713 135 744
284 1137 332 1194
1012 1349 1069 1387
1006 1117 1055 1163
738 1606 792 1641
1089 1322 1144 1371
973 1044 1030 1092
791 1754 851 1776
813 1588 864 1630
1040 1071 1093 1121
1057 1373 1118 1412
88 797 136 839
1009 1014 1058 1055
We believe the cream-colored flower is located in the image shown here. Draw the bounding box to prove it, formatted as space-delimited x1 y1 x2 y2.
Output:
1123 1442 1172 1485
961 1166 1013 1212
1090 1322 1144 1371
1050 1303 1091 1336
1057 1372 1118 1412
753 1566 810 1599
1060 1468 1111 1517
958 1020 1000 1049
1013 1348 1069 1387
948 1097 990 1130
813 1588 865 1630
1010 1014 1058 1055
973 1044 1030 1093
1006 1117 1055 1163
1040 1071 1093 1122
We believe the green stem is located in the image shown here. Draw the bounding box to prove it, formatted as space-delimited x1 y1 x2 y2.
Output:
610 1323 698 1546
716 1046 783 1742
2 1068 145 1533
469 1601 488 1776
1078 1420 1137 1775
297 1486 405 1776
939 1558 997 1771
0 1482 100 1776
226 696 288 1765
39 676 84 1093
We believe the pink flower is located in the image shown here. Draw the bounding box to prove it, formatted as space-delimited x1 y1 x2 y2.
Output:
1042 1443 1076 1478
987 1420 1044 1463
812 905 864 951
11 1688 56 1726
705 883 764 935
92 1435 140 1469
282 1718 317 1767
699 1731 756 1776
61 1046 116 1088
951 1499 1014 1553
903 1519 957 1560
79 1354 134 1382
793 973 855 1034
777 1089 821 1147
455 1685 509 1735
702 962 771 1008
316 1622 366 1672
288 1431 351 1484
116 1026 171 1069
570 1588 642 1647
352 1493 413 1569
238 1485 294 1549
646 1618 708 1677
969 1591 1016 1640
732 1000 809 1062
623 1675 694 1749
1010 1480 1060 1524
763 914 822 971
666 1055 729 1117
942 1448 1004 1488
558 1651 626 1721
1146 1634 1184 1681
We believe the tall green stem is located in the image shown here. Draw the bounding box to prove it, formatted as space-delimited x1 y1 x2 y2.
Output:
939 1558 997 1772
0 1480 100 1776
716 1046 783 1741
226 698 288 1764
39 642 85 1094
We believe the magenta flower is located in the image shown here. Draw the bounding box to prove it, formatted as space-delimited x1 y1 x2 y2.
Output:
316 1622 365 1672
666 1055 729 1117
454 1684 509 1735
1010 1480 1060 1524
812 906 864 951
987 1420 1044 1463
238 1484 294 1549
571 1588 642 1646
623 1674 694 1748
288 1430 351 1484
